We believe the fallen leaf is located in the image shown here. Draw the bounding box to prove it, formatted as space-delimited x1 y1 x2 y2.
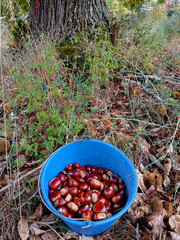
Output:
29 235 41 240
63 232 79 239
41 230 57 240
0 140 11 152
170 232 180 240
102 115 112 128
128 193 150 219
17 217 29 240
30 223 46 235
3 103 14 113
110 109 121 116
30 116 37 123
164 158 171 176
134 87 142 96
9 87 19 92
147 209 166 237
140 138 150 153
166 143 174 154
40 213 57 222
163 175 171 188
136 169 147 192
175 92 180 97
169 215 180 233
29 203 43 221
0 178 7 187
81 235 95 240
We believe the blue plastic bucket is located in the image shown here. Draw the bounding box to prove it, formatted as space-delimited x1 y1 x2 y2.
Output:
39 137 138 235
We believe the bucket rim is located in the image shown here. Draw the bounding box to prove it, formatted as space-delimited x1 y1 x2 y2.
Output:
39 138 138 226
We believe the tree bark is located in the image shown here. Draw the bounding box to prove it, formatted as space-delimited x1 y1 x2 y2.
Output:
29 0 109 40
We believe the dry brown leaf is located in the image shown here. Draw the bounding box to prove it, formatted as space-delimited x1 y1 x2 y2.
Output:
8 87 19 92
0 178 7 187
80 235 95 240
29 235 42 240
174 91 180 97
29 204 43 221
41 230 57 240
163 175 171 188
128 193 150 219
40 213 57 222
0 140 11 152
102 115 112 128
30 116 38 123
169 215 180 233
136 169 147 192
170 232 180 240
134 87 142 96
120 133 135 141
30 223 46 235
63 232 79 239
88 122 97 136
140 138 150 153
164 158 172 176
17 217 29 240
110 109 121 116
147 209 166 237
3 103 14 113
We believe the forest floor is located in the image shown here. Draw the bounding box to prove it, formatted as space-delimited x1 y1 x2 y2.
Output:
0 25 180 240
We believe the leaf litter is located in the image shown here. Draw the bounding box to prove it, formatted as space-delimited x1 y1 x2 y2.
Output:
0 33 180 240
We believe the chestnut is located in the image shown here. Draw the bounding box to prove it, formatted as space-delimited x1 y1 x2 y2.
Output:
112 192 123 203
93 201 106 213
54 197 66 208
66 202 79 213
77 205 89 216
93 212 107 221
57 206 69 217
80 195 92 206
65 193 73 202
49 191 61 202
82 209 93 221
72 163 80 169
103 187 115 199
89 179 101 189
70 187 79 195
49 178 61 189
60 185 70 196
79 182 90 191
57 173 66 182
68 178 79 187
91 166 99 173
65 164 73 172
85 164 91 172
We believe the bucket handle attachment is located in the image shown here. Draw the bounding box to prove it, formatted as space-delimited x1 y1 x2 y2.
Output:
38 161 93 223
83 136 91 140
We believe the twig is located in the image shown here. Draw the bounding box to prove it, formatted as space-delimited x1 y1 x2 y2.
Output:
136 223 139 240
144 152 165 172
0 163 44 194
123 78 165 103
145 75 180 86
124 74 180 85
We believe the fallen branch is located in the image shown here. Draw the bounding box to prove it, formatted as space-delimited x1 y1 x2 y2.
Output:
123 78 165 103
0 163 44 194
145 152 165 172
121 74 180 86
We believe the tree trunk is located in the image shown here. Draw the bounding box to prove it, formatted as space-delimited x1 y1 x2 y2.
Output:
29 0 109 40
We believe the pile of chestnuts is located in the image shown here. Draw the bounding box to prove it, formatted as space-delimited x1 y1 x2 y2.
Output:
48 163 126 221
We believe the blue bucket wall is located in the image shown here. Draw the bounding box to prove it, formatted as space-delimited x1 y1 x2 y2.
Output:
40 139 138 235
